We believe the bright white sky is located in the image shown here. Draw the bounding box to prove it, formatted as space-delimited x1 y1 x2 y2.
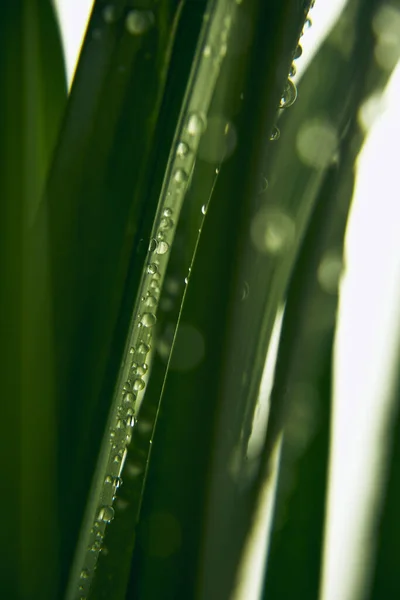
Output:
54 2 400 600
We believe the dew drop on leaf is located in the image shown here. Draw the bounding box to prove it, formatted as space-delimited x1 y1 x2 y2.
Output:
156 241 169 255
294 43 303 59
133 378 145 391
280 79 297 108
148 239 157 252
176 142 189 158
137 342 150 355
187 113 207 136
147 263 158 275
145 295 157 308
97 505 115 523
127 415 136 428
174 168 188 184
160 217 173 230
141 313 157 327
270 126 280 141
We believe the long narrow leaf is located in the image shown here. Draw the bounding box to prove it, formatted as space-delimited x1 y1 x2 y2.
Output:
0 1 67 598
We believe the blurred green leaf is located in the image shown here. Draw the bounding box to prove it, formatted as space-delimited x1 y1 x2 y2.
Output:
0 1 67 598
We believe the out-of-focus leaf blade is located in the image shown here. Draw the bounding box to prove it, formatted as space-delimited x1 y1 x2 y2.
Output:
0 1 67 598
262 1 400 597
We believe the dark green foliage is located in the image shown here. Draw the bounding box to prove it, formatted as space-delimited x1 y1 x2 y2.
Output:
1 0 400 598
0 2 67 597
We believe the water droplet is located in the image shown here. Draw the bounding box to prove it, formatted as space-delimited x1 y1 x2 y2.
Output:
147 263 158 275
176 142 189 158
187 113 207 136
137 342 150 355
110 430 116 440
184 277 189 285
203 44 212 57
136 364 147 376
174 168 188 184
163 207 173 217
150 280 160 292
103 5 117 23
156 241 169 255
294 44 302 59
280 79 297 108
157 230 165 241
201 204 207 215
122 381 132 392
289 63 296 77
153 271 161 281
125 10 154 35
123 391 135 407
127 415 136 428
160 217 173 230
126 406 135 417
148 238 157 252
116 419 125 429
133 378 145 391
129 346 135 354
98 505 115 523
89 540 102 552
80 569 89 580
141 313 157 327
145 295 157 308
270 126 280 141
303 17 312 31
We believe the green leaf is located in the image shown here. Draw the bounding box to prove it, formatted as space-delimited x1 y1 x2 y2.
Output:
0 1 67 598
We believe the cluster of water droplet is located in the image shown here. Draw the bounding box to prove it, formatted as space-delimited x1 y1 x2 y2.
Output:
270 2 314 141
